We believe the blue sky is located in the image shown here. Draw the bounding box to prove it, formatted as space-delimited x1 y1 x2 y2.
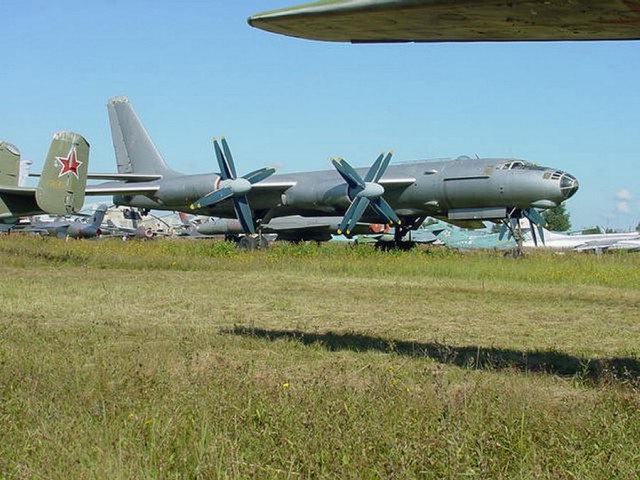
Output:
3 1 639 230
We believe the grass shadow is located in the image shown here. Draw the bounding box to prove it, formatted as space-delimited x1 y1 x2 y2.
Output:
226 326 640 387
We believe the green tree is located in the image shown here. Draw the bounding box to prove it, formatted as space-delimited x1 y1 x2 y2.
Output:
543 203 571 231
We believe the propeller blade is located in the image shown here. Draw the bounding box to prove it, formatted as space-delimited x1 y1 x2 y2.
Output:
365 152 393 183
364 153 385 183
220 138 238 178
370 197 400 225
523 208 546 245
529 219 539 246
498 222 508 241
523 208 545 226
233 196 255 234
338 197 369 235
190 186 234 210
508 218 518 240
243 167 277 185
331 158 365 189
537 224 545 245
213 139 235 180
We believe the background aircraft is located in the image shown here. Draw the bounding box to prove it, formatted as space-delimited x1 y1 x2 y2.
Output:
195 214 387 247
523 227 640 252
20 205 108 238
103 208 155 240
249 0 640 43
15 204 108 239
0 132 89 230
87 96 579 248
427 221 518 250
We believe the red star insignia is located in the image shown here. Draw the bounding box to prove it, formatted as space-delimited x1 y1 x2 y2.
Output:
56 147 82 178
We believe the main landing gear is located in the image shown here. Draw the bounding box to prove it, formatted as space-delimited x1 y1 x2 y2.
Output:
236 234 270 251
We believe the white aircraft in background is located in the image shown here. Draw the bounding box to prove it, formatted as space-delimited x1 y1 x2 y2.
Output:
524 228 640 253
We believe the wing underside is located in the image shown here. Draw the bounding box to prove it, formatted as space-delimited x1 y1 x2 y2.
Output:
249 0 640 42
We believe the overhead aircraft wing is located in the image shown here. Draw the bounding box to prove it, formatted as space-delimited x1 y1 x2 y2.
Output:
249 0 640 43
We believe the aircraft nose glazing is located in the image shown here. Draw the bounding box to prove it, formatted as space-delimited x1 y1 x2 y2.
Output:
560 173 579 199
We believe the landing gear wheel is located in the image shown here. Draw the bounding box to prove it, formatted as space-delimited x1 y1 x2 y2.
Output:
256 236 270 250
238 236 258 250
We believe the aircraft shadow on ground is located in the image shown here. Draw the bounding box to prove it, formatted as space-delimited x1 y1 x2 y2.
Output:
226 326 640 386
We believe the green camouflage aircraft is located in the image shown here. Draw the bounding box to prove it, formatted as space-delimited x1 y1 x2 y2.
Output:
249 0 640 43
0 132 89 229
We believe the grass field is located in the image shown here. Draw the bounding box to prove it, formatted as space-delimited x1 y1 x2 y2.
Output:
1 236 639 479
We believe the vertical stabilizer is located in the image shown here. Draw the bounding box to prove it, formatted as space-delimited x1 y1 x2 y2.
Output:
36 131 89 215
107 96 176 176
19 160 32 186
91 204 109 227
0 141 21 186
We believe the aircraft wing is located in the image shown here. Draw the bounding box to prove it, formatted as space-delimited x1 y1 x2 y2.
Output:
85 182 161 196
31 173 164 181
249 0 640 43
251 180 298 190
0 186 36 196
85 173 164 181
378 177 416 188
573 237 640 252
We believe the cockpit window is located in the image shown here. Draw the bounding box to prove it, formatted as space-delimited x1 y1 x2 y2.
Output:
496 161 547 171
498 160 526 170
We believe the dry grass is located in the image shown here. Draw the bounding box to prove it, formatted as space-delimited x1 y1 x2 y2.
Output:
0 236 639 478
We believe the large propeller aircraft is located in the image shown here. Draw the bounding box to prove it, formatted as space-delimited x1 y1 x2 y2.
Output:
1 131 90 230
86 97 579 249
248 0 640 43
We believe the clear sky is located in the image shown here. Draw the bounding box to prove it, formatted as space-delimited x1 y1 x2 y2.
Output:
3 1 639 230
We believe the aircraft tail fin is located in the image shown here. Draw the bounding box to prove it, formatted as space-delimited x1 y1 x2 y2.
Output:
0 141 21 186
91 204 109 227
36 131 89 215
107 96 176 177
178 211 192 227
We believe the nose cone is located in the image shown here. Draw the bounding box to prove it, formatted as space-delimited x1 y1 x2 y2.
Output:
560 173 579 199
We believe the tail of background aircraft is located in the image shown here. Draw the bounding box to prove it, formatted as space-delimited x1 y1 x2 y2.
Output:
90 204 109 228
35 131 89 215
107 96 177 177
0 141 21 186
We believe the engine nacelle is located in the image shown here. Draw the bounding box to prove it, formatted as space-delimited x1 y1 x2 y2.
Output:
282 183 351 211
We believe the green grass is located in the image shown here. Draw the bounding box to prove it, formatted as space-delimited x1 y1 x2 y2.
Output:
0 236 639 478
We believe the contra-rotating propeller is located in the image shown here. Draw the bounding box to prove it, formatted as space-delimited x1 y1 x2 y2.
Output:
190 138 276 234
498 208 546 246
332 152 400 236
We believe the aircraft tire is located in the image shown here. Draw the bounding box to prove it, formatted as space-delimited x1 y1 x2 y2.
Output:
238 236 258 251
256 236 270 250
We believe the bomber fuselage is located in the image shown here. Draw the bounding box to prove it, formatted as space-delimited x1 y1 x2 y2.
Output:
113 156 578 225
